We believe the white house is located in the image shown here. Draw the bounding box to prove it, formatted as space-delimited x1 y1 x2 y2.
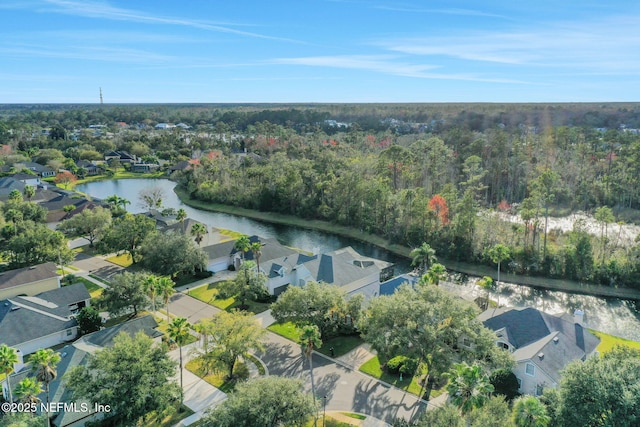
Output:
203 236 297 273
479 307 600 396
2 315 162 427
0 283 90 356
260 246 394 297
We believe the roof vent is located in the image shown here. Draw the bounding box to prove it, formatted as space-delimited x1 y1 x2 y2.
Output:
538 352 544 360
553 337 559 343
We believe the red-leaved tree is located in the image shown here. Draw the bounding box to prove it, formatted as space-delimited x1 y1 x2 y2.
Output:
54 171 77 189
428 194 450 226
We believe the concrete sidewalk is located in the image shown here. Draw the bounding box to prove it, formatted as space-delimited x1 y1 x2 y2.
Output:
335 343 376 371
169 341 227 426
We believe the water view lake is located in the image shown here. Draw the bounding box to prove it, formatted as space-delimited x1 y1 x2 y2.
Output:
76 178 640 341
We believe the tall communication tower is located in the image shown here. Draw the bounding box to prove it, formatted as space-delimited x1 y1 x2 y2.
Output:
99 87 103 104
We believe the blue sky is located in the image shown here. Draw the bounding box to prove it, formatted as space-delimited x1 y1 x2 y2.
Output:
1 0 639 103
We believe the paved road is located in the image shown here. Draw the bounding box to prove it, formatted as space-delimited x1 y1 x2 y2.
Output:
71 252 124 279
168 293 427 425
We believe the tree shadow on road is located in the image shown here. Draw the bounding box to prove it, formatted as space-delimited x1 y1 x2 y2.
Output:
351 378 425 424
258 341 305 377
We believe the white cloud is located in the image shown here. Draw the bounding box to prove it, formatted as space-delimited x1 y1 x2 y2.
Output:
378 15 640 72
270 54 528 83
373 5 509 19
0 44 175 63
34 0 299 42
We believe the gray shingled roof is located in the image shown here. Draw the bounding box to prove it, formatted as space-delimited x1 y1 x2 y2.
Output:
482 307 551 348
162 218 207 235
203 240 237 259
0 262 58 291
481 307 600 380
13 283 90 317
82 315 162 348
0 301 77 347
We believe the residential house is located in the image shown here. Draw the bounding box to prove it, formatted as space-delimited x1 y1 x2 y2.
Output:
260 246 394 297
168 159 200 174
104 150 139 164
2 315 162 427
0 176 27 199
16 162 56 178
41 194 94 223
479 307 600 396
203 235 297 273
9 172 41 187
131 163 159 173
161 218 220 247
0 283 90 355
378 273 419 297
154 123 175 130
76 160 100 176
0 262 60 300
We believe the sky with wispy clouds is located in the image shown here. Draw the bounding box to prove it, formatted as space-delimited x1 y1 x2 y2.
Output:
1 0 638 103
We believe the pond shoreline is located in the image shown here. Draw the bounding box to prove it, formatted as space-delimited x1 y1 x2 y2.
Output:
174 184 640 301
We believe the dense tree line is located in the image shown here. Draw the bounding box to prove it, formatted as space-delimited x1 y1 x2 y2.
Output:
177 122 640 288
3 104 640 287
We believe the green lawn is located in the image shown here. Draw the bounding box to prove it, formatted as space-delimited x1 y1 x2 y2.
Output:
588 329 640 354
305 416 357 427
57 266 79 275
63 276 104 298
359 356 438 398
189 282 270 314
267 322 363 357
139 405 194 427
88 274 111 286
106 253 133 267
341 413 366 420
317 335 363 358
268 321 301 342
185 356 251 393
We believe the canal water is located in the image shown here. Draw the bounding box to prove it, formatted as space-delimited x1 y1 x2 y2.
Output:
76 178 640 341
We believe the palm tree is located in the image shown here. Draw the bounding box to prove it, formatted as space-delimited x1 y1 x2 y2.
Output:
0 344 19 403
168 317 191 405
410 242 437 274
14 377 43 405
488 244 510 289
477 276 495 310
425 263 447 286
190 222 208 246
31 348 61 426
143 275 158 313
250 241 264 273
23 184 35 201
234 235 251 262
176 208 187 223
444 362 494 416
300 324 322 425
157 276 176 322
105 194 121 209
512 395 550 427
120 197 131 212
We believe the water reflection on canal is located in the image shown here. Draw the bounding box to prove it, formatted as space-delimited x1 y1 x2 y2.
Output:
76 178 640 341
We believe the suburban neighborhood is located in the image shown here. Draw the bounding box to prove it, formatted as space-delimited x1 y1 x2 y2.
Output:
2 102 640 426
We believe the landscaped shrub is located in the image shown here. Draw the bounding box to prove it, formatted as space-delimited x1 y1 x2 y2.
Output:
490 368 520 401
386 356 418 375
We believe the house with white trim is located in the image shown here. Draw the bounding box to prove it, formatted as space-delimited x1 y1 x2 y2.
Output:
0 262 60 300
260 246 394 297
2 315 162 427
479 307 600 396
0 283 90 356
